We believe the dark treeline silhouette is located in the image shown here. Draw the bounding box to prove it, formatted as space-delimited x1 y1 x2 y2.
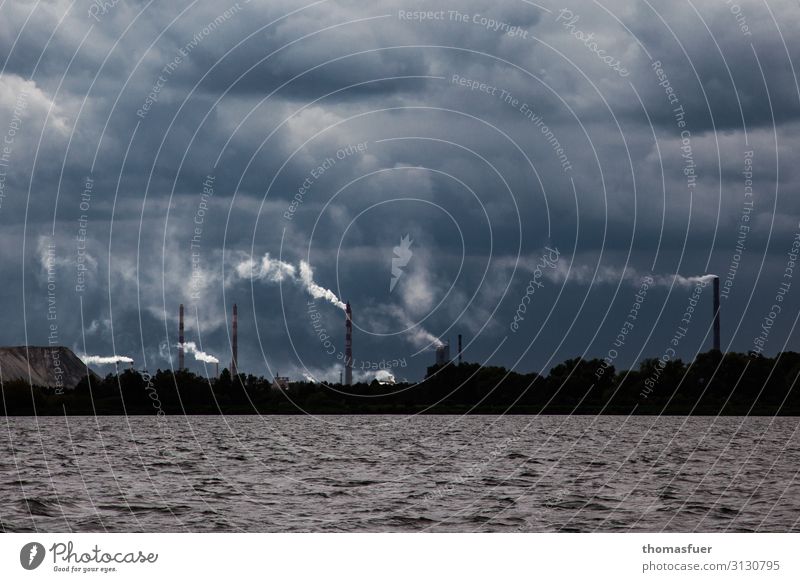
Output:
4 350 800 415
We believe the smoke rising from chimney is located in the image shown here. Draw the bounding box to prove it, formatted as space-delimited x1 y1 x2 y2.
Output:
236 253 345 310
177 342 220 364
299 261 346 310
545 261 717 289
386 305 444 349
671 273 717 288
237 254 443 349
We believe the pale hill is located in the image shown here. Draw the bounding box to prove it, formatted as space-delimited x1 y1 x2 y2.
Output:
0 346 96 389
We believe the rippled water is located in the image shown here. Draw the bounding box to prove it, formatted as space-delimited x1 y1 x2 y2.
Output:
1 415 799 532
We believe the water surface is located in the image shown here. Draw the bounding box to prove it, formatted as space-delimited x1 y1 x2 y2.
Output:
2 415 798 532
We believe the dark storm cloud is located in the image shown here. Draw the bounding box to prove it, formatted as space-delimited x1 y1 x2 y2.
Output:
1 0 799 381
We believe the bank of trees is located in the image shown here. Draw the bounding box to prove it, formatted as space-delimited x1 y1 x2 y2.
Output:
4 351 800 415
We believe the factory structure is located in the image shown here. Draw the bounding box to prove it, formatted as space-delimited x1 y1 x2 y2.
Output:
167 276 722 385
434 335 464 367
345 300 353 385
231 303 238 376
178 303 185 371
712 275 721 352
0 275 725 391
272 374 290 390
435 341 450 366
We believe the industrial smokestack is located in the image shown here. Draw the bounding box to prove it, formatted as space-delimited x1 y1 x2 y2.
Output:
458 334 462 365
231 303 238 376
712 276 721 352
345 301 352 386
435 341 450 366
178 303 185 371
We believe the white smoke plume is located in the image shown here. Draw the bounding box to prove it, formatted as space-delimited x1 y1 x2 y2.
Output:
80 354 134 366
295 365 397 384
178 341 220 364
544 260 716 289
408 327 445 349
298 261 346 310
236 253 346 310
375 370 396 384
236 253 296 282
665 273 717 288
386 305 444 349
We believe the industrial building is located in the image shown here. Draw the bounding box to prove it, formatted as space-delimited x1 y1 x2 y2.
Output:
272 375 290 390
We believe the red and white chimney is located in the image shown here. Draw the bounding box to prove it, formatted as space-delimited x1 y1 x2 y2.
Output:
231 303 238 375
345 301 352 386
178 303 185 371
712 276 721 352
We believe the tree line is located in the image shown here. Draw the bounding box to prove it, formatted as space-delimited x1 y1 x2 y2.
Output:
4 350 800 415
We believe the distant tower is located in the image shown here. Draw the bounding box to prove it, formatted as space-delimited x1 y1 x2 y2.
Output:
345 301 353 386
178 303 185 371
231 303 238 375
458 334 463 365
435 341 450 366
712 276 721 352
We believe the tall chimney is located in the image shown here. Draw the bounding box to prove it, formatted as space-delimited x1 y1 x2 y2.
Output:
178 303 185 371
231 303 238 376
458 334 463 365
345 301 353 386
712 276 721 352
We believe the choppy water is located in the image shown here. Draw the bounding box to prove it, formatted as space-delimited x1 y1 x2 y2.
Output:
1 415 799 532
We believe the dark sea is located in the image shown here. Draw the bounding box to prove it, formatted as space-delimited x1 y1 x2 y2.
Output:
2 415 799 532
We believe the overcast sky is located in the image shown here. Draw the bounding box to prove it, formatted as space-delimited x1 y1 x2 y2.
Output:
1 0 799 383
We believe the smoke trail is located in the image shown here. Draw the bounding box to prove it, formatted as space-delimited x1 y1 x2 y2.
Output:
298 261 346 310
663 273 716 288
236 253 296 282
80 354 134 366
386 305 444 349
408 327 445 349
236 253 346 310
545 261 716 289
177 341 220 364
